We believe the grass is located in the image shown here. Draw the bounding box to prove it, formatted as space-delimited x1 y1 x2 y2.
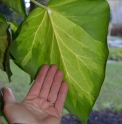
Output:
108 48 122 61
93 62 122 110
0 60 31 102
0 60 122 123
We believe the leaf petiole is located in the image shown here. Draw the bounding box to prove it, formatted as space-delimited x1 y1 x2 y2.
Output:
30 0 46 10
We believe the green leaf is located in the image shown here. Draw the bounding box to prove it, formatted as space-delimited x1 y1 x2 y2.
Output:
48 0 110 42
1 0 27 18
8 22 19 33
0 23 12 81
0 23 9 70
0 15 19 41
8 22 19 41
0 14 6 23
10 0 110 123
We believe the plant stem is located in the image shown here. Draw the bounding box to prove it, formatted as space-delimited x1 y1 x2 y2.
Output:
30 0 46 10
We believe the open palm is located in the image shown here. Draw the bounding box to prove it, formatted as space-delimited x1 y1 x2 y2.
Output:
3 65 68 124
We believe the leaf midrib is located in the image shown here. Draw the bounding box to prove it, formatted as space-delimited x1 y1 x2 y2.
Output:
48 10 92 97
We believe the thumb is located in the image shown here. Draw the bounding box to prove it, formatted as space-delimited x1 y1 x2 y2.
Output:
2 87 16 103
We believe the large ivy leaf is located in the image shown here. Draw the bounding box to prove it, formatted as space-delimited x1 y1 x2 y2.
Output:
10 0 110 123
1 0 27 18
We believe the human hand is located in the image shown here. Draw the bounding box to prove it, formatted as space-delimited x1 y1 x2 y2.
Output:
3 65 68 124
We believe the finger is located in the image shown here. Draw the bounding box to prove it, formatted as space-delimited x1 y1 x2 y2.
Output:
39 65 58 100
55 82 68 115
2 87 16 103
47 70 63 103
26 65 49 97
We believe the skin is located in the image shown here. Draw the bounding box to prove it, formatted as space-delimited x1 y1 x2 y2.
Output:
2 65 68 124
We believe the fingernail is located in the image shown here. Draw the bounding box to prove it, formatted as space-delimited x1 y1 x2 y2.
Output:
51 65 58 71
3 87 12 93
57 70 63 76
7 88 12 93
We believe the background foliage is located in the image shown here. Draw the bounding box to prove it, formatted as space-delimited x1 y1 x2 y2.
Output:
108 48 122 61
